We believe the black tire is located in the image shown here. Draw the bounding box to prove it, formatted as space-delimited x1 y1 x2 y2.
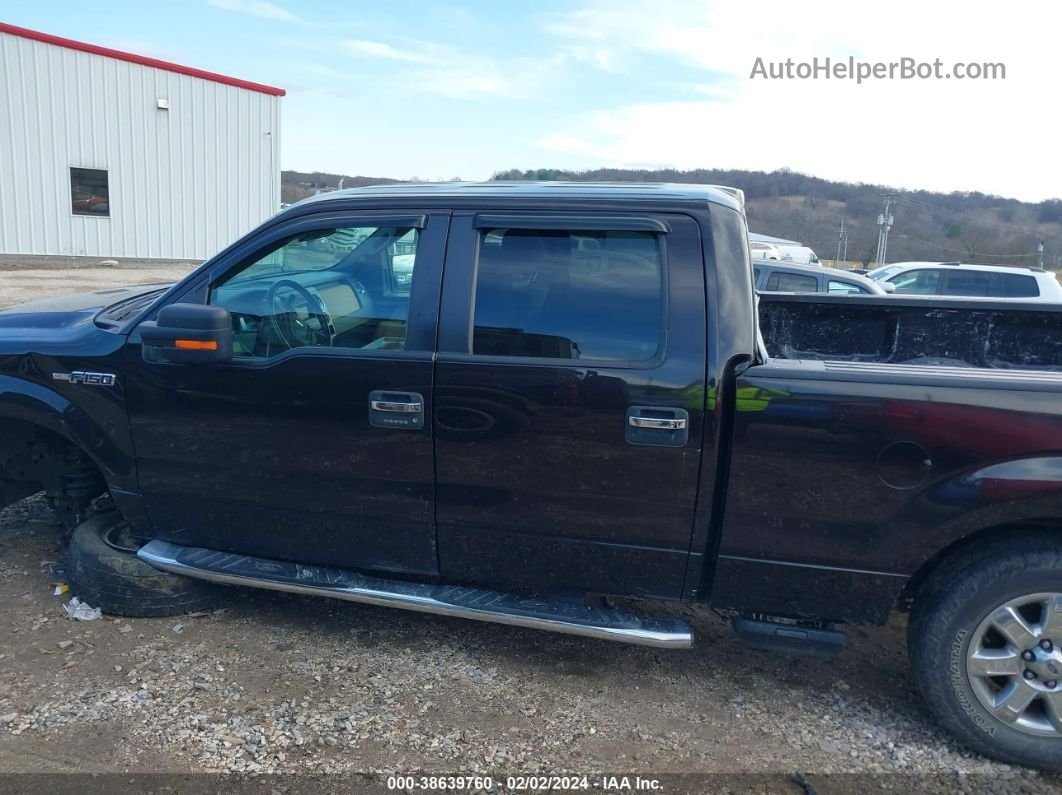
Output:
66 512 222 618
909 531 1062 771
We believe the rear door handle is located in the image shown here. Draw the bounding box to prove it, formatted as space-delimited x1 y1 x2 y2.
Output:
629 416 687 430
369 390 425 429
371 399 423 413
626 406 689 447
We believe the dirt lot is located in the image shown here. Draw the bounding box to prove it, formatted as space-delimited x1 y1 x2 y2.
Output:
2 498 1058 793
0 267 1060 792
0 261 197 306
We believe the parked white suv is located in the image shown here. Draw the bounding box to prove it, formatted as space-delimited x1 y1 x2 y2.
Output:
867 261 1062 302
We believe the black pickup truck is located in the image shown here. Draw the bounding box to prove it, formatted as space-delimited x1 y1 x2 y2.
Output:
3 183 1062 770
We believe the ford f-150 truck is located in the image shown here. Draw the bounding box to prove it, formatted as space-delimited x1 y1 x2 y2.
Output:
2 183 1062 770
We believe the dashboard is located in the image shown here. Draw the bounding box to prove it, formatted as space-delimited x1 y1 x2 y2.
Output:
211 268 408 356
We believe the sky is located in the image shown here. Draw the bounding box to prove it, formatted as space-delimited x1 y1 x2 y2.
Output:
4 0 1061 201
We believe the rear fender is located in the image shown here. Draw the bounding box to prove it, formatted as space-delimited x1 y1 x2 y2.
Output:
912 455 1062 560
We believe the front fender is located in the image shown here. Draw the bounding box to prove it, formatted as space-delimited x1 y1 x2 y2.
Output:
0 374 134 488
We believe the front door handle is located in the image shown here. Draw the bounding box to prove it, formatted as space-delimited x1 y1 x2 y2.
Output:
626 406 689 447
369 390 425 429
629 416 687 431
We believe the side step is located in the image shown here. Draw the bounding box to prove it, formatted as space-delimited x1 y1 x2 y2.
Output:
137 540 693 649
733 616 846 658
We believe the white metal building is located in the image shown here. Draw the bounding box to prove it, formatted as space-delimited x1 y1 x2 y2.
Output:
0 22 283 260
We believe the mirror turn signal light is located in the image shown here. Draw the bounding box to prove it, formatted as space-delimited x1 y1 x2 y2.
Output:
174 340 218 350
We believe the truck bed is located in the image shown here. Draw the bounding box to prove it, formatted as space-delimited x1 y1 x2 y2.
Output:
758 292 1062 371
710 293 1062 625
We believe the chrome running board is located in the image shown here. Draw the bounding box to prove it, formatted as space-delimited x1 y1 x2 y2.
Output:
138 540 693 649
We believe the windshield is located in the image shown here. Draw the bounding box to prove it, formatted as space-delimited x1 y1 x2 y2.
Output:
867 265 901 281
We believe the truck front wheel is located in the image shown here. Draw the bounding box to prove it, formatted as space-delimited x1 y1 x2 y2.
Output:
66 511 222 617
909 532 1062 771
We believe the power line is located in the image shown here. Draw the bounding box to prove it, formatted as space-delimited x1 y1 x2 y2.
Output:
892 232 1044 259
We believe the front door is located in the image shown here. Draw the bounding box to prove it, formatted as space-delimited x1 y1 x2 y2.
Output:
432 212 707 599
124 211 446 575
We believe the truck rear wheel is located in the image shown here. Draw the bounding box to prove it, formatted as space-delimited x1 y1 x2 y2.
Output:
66 512 221 617
909 532 1062 771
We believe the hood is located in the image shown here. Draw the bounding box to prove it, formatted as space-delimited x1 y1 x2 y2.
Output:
0 283 172 355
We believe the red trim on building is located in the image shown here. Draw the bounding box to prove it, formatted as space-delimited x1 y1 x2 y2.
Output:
0 22 286 96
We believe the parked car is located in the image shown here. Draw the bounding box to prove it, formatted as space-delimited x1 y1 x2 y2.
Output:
749 240 782 260
774 244 822 265
868 261 1062 301
754 260 892 295
3 182 1062 770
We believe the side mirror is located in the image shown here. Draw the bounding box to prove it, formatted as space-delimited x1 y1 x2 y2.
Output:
140 304 234 364
881 282 897 294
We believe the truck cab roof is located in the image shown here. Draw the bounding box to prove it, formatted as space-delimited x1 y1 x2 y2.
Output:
291 181 745 213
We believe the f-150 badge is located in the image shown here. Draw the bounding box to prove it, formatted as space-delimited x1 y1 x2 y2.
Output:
52 371 117 386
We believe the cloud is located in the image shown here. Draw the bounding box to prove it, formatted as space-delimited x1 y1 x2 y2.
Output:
419 64 512 100
279 60 351 80
534 78 1050 200
208 0 305 24
344 39 437 65
534 0 1062 201
556 45 621 73
342 37 518 100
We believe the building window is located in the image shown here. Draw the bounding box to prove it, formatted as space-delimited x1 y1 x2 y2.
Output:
70 168 109 217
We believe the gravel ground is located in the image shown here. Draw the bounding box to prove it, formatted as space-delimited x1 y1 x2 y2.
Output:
1 266 1061 792
0 262 196 306
1 496 1060 794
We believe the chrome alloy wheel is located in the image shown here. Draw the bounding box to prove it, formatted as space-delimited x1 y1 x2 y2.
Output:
968 592 1062 736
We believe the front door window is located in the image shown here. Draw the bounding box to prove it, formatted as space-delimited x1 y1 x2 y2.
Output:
209 225 420 357
890 269 941 294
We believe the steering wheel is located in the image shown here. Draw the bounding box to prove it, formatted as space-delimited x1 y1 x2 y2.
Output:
266 279 335 350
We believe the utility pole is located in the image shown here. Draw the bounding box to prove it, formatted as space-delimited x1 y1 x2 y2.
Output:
835 218 848 267
876 194 895 267
1038 239 1045 270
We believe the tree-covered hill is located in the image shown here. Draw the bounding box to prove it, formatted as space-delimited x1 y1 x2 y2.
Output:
282 168 1062 267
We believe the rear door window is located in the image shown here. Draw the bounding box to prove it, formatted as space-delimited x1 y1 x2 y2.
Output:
764 271 819 292
472 227 664 362
942 270 1002 297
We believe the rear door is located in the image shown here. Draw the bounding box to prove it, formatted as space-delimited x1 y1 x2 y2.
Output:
432 212 707 599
